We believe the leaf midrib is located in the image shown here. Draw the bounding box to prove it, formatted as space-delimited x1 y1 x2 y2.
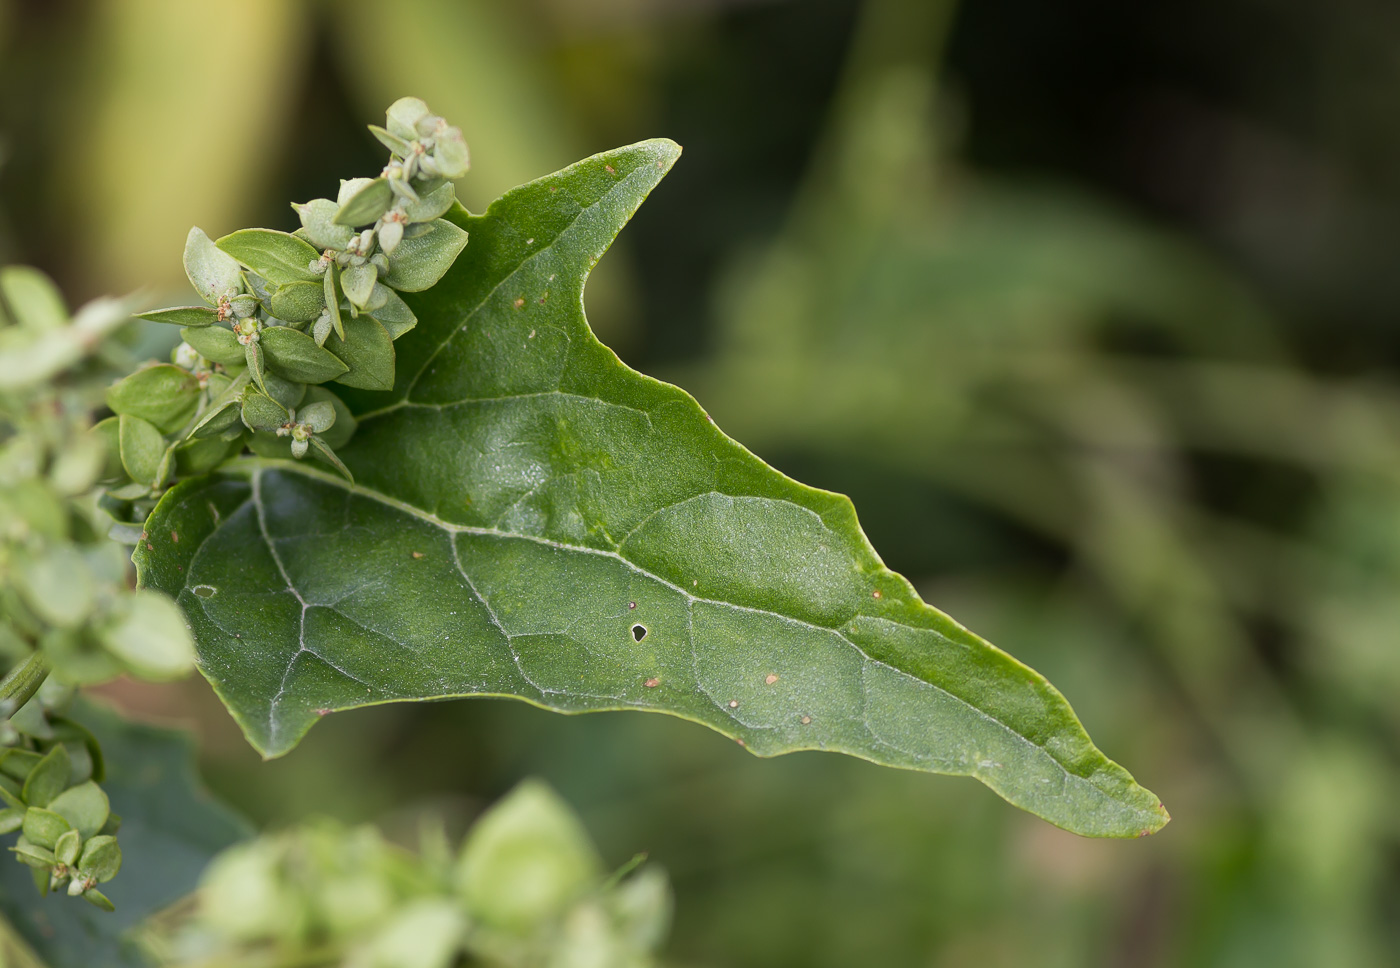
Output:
196 458 1117 803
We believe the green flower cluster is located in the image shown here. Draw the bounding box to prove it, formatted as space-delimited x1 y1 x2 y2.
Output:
0 709 122 911
1 266 198 909
107 97 470 499
150 781 672 968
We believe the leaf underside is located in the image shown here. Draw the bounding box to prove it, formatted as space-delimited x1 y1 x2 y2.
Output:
136 140 1167 838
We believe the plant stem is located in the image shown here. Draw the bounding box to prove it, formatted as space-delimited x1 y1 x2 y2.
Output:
0 651 50 711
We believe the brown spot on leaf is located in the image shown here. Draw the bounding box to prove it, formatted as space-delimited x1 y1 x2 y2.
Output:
801 715 812 725
171 530 179 543
605 164 617 176
644 677 660 688
728 700 739 708
628 601 637 609
872 589 882 599
765 674 779 685
513 297 525 309
412 551 424 559
146 542 153 550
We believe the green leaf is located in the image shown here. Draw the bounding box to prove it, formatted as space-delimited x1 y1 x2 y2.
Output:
53 828 81 867
261 326 350 384
77 835 121 883
105 364 201 434
93 590 195 681
175 435 243 476
240 390 290 433
261 367 306 412
268 281 326 323
403 181 457 223
325 316 395 391
298 400 336 433
15 546 93 629
191 370 252 439
334 177 394 227
90 416 126 483
385 97 431 141
184 227 245 307
135 141 1167 838
382 218 468 291
307 436 352 483
215 229 322 285
21 808 71 849
117 414 164 488
0 266 68 331
21 746 70 808
0 701 250 968
293 198 355 251
324 264 345 341
48 781 110 838
368 122 412 157
11 840 55 869
370 286 417 339
245 340 268 395
191 401 244 441
136 306 219 328
180 325 244 367
456 780 602 933
341 263 378 308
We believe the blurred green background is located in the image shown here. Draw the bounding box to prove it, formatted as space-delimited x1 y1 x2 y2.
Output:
4 0 1400 964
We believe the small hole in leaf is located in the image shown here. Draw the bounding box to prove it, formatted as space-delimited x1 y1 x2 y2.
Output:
631 624 647 642
193 585 217 599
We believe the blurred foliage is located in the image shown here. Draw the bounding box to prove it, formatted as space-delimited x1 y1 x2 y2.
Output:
145 780 669 968
0 700 249 968
6 0 1400 964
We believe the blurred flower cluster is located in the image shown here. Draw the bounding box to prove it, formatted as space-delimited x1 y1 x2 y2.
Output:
149 781 671 968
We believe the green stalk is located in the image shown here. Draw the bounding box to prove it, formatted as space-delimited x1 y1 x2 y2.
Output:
0 651 50 712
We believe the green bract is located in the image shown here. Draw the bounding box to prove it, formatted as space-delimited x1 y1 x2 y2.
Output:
137 140 1167 838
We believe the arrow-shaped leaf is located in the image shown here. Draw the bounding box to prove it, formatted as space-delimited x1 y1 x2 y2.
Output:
135 140 1167 838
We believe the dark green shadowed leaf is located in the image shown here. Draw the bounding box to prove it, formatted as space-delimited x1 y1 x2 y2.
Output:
0 702 250 968
135 140 1167 838
215 229 321 285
